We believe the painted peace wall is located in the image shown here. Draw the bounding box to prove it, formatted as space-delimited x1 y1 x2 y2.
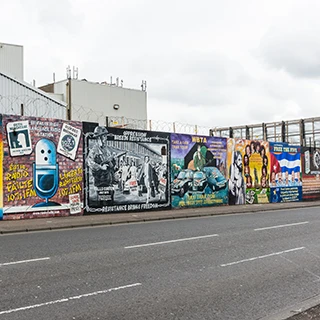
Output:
301 146 320 201
170 134 228 208
2 114 83 220
83 123 170 213
269 143 302 202
227 139 270 205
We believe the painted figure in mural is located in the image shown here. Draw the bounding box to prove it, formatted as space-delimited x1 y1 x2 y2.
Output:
260 145 266 158
255 141 261 154
229 150 245 205
17 132 27 148
138 155 154 203
243 154 249 167
193 145 207 171
245 144 251 157
246 175 253 188
250 141 256 154
128 160 138 181
87 126 115 188
119 159 129 192
263 155 268 167
270 171 276 187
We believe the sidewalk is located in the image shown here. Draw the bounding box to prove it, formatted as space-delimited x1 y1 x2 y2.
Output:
1 200 320 234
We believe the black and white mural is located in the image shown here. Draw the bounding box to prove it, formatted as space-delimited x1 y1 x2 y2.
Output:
83 123 171 213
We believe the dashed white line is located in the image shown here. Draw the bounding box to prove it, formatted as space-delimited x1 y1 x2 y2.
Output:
0 257 50 267
254 221 309 231
125 234 219 249
220 247 305 267
0 283 142 315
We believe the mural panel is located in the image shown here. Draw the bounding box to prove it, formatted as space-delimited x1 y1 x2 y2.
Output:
2 115 83 219
269 143 302 202
227 139 270 205
171 134 228 208
0 115 2 220
83 123 170 213
301 146 320 201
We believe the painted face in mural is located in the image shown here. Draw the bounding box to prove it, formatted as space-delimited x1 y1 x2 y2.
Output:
260 146 265 158
236 153 242 171
98 135 108 148
245 145 251 157
271 171 276 183
261 176 267 187
243 155 249 166
250 141 255 154
255 141 261 153
261 166 267 176
263 156 268 167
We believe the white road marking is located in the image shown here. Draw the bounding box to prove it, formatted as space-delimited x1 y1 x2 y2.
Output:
220 247 305 267
254 221 309 231
125 234 219 249
0 257 50 267
0 283 142 315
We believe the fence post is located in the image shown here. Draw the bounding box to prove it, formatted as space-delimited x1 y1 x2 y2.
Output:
149 119 152 131
173 122 176 133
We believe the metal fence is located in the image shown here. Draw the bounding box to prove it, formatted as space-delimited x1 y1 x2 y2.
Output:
3 94 320 143
212 117 320 147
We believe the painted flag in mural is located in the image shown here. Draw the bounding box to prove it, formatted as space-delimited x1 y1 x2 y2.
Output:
271 149 301 174
270 153 281 174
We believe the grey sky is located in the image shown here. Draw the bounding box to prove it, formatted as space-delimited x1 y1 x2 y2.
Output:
2 0 320 129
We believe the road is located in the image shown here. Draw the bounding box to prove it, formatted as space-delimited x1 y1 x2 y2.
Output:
1 207 320 319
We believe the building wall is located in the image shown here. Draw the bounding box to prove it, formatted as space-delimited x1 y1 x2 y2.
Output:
52 80 147 125
0 43 23 80
0 73 67 120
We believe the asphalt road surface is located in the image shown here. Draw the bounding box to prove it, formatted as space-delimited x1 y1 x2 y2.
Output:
2 207 320 319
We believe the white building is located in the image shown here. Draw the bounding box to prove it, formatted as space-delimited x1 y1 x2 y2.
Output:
0 42 24 80
0 71 67 119
40 78 148 127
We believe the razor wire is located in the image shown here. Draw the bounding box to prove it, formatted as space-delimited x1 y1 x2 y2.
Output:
0 94 67 120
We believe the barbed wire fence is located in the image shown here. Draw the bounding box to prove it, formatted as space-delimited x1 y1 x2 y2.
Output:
0 95 212 135
0 94 67 120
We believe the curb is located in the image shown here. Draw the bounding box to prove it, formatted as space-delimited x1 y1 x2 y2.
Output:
1 201 320 235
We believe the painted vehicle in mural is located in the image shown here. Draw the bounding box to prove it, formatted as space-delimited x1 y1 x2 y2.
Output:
188 171 208 195
203 167 227 191
171 169 193 197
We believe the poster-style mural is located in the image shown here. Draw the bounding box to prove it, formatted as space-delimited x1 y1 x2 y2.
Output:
301 146 320 201
83 123 170 213
0 115 3 220
2 115 83 220
170 134 228 208
269 143 302 202
227 139 270 204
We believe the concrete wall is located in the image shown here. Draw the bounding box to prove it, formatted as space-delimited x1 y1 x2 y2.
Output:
0 42 23 80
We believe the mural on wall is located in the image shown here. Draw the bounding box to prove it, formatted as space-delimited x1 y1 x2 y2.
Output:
83 123 170 213
301 146 320 200
227 139 270 205
0 115 3 220
2 115 83 219
171 134 228 208
269 143 302 202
